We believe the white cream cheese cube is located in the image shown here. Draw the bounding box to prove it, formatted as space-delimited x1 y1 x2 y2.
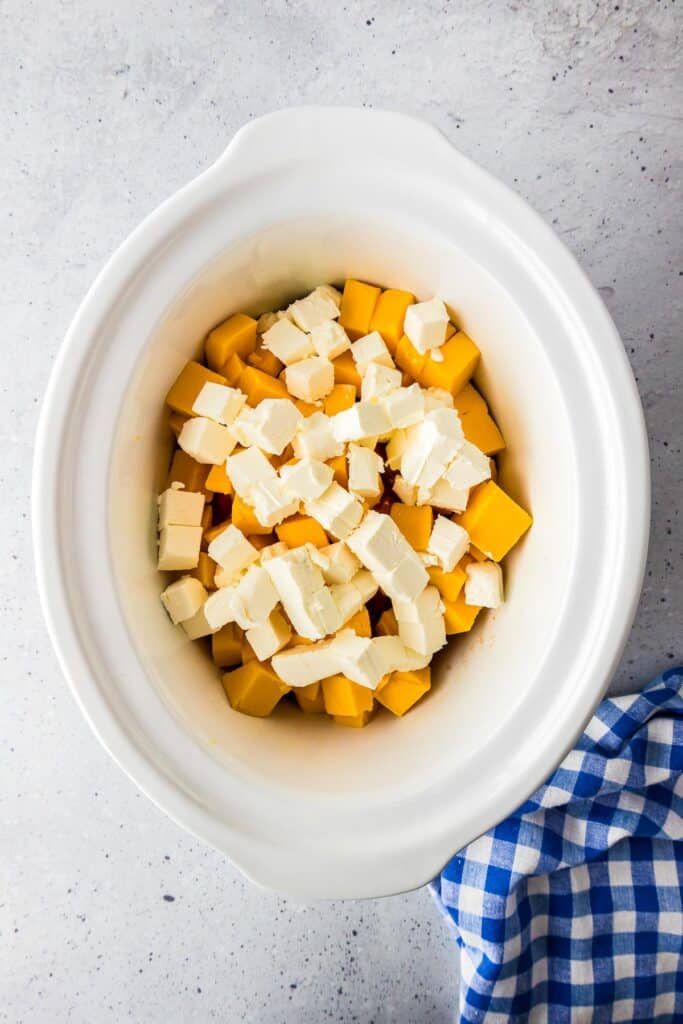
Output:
313 283 342 309
191 382 246 425
465 561 504 608
419 479 469 512
309 320 350 360
263 548 328 639
385 428 409 470
332 632 388 689
393 586 446 657
318 542 361 584
288 289 341 332
400 408 464 488
304 482 364 540
225 447 277 499
250 478 300 528
207 523 259 574
229 406 257 448
350 331 395 374
259 540 289 563
403 297 449 354
203 584 243 630
331 401 391 443
284 356 335 402
158 525 202 571
392 475 417 506
425 387 454 409
372 635 430 674
271 637 343 686
361 362 402 403
158 484 205 528
279 458 334 501
346 511 429 602
292 411 344 461
262 318 314 365
178 417 236 465
350 569 379 604
241 398 303 455
347 444 384 499
382 383 425 429
181 605 217 639
428 515 470 572
160 576 208 625
381 555 430 603
236 564 279 627
246 608 292 661
257 311 279 334
444 440 492 490
309 587 344 636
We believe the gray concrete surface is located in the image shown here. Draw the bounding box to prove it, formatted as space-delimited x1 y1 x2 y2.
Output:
1 1 680 1021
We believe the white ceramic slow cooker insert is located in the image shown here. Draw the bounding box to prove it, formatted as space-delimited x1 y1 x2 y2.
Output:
33 108 649 899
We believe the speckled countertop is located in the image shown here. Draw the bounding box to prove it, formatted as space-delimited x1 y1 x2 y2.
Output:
2 1 681 1021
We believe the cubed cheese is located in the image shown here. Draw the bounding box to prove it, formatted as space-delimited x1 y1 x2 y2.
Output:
236 564 279 626
225 447 277 499
245 608 292 661
304 482 364 540
382 383 425 429
263 546 332 639
259 540 289 563
385 427 410 470
392 475 417 506
393 586 446 657
256 311 279 334
191 382 246 425
309 320 351 360
424 386 454 410
157 484 205 528
428 515 470 571
360 362 402 403
204 585 243 631
464 561 504 608
350 331 395 375
403 297 449 353
181 604 217 640
178 417 236 465
346 510 428 601
317 541 361 584
158 524 202 571
400 408 464 489
419 478 469 512
444 439 492 489
372 635 431 674
207 523 259 575
279 458 334 501
347 444 384 499
284 356 335 402
236 398 302 455
262 318 314 365
331 401 391 443
292 411 345 461
160 576 208 625
288 289 340 332
250 477 300 528
271 636 343 686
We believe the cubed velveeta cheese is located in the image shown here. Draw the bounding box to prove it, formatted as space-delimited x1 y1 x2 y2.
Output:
452 383 487 417
247 345 283 378
276 515 329 549
339 279 381 341
460 407 506 455
375 608 398 636
294 399 319 418
443 590 482 634
166 361 227 418
190 551 218 590
427 563 467 603
417 331 480 394
343 607 372 637
231 494 273 535
332 350 362 392
166 449 213 498
222 660 290 717
333 710 373 728
322 674 374 717
222 353 247 388
326 454 349 489
211 622 243 667
294 681 326 713
240 365 289 406
369 289 415 354
205 462 234 495
455 481 532 561
390 504 434 551
375 667 431 716
324 384 357 417
205 313 258 372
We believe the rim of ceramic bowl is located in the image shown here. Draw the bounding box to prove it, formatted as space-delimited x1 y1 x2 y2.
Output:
32 107 649 898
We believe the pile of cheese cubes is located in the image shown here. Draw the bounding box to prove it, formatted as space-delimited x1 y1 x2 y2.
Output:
157 279 532 726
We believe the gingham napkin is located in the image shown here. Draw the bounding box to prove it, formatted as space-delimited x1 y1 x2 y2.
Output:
430 669 683 1023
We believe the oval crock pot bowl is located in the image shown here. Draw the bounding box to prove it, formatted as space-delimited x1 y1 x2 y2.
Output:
33 107 649 899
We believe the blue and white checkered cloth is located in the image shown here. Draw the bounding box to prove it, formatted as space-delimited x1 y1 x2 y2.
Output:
431 668 683 1023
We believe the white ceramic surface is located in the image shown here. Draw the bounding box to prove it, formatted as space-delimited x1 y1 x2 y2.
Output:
32 107 649 899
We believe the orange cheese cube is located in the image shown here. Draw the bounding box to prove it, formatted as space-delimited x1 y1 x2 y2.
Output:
294 399 319 418
376 608 398 636
326 454 349 488
205 462 234 495
489 458 498 482
453 383 487 417
417 331 480 394
332 350 361 392
390 504 433 551
376 667 431 716
443 590 482 634
333 710 373 728
322 675 374 717
222 660 290 717
369 289 415 353
240 365 289 406
456 481 532 561
339 279 381 340
468 545 487 562
343 607 372 637
427 563 467 602
247 345 283 378
165 361 227 417
295 682 325 713
247 533 277 550
241 637 257 663
166 449 213 498
461 407 506 455
395 334 426 382
169 411 189 438
222 352 247 388
324 384 357 417
211 622 243 667
231 494 272 535
276 515 329 549
205 313 258 372
190 551 218 590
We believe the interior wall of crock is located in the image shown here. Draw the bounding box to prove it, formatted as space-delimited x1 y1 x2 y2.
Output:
109 214 577 794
